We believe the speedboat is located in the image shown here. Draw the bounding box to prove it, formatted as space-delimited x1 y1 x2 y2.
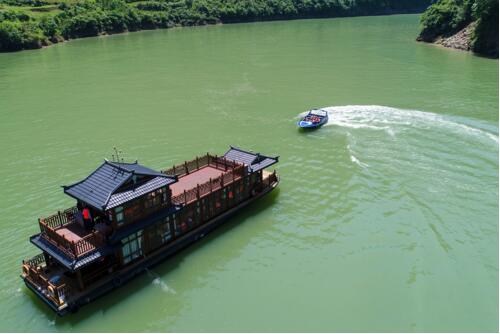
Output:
298 109 329 129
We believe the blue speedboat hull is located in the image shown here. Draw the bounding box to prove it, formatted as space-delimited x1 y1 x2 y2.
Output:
297 110 329 129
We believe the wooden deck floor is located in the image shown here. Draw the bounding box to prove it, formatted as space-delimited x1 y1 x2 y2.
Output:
170 166 226 196
55 223 89 243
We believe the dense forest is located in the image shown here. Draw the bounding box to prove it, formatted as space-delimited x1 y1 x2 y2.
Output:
418 0 498 57
0 0 432 52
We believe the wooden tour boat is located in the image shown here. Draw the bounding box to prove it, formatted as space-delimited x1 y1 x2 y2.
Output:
21 146 279 315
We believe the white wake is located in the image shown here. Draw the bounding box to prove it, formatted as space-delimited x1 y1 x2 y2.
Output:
299 105 499 145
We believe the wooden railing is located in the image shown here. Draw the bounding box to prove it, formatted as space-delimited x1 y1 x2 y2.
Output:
162 154 242 177
209 155 240 170
39 226 103 259
73 232 102 257
23 253 46 268
39 222 75 258
171 165 246 205
40 206 78 230
22 254 72 307
262 170 278 187
38 206 104 259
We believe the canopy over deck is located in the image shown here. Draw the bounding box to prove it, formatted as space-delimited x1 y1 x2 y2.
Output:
224 146 279 173
63 161 177 211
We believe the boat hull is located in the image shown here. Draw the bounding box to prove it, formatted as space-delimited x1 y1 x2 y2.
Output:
297 117 328 129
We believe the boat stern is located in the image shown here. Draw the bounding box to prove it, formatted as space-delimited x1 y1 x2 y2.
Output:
21 255 71 316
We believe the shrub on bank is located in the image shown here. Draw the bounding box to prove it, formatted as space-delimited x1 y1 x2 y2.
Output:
471 0 498 57
0 9 31 22
136 1 170 11
418 0 469 41
0 19 46 50
62 11 103 37
39 15 60 39
418 0 498 57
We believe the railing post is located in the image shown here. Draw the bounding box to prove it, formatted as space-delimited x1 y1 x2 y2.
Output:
196 156 199 169
184 190 187 204
209 178 212 193
71 241 77 258
196 184 200 200
184 161 188 175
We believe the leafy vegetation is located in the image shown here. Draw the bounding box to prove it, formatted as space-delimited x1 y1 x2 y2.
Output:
0 0 432 52
471 0 498 56
418 0 498 57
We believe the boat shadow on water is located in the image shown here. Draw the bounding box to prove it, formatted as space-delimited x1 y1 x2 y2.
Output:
29 188 281 324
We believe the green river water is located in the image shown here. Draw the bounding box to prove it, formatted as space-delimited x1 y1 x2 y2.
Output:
0 14 498 332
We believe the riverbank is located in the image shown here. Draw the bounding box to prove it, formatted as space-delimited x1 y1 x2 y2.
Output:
417 22 476 53
433 22 475 52
417 0 498 58
0 0 432 52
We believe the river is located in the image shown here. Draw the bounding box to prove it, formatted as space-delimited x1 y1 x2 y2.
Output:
0 14 498 332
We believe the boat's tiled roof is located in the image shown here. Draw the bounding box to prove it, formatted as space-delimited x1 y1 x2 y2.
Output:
249 157 278 172
224 147 258 165
30 234 114 270
224 146 278 172
106 176 172 210
63 161 177 211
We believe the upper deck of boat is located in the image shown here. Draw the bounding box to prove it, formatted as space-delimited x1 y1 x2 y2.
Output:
170 165 227 196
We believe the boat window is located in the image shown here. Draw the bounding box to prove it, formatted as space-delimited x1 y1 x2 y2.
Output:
310 109 327 116
115 206 124 226
121 230 143 264
161 187 168 203
145 192 156 209
161 221 172 243
106 210 113 222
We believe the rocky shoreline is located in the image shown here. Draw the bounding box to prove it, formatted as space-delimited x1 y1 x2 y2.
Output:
417 0 498 58
435 22 476 52
417 22 476 53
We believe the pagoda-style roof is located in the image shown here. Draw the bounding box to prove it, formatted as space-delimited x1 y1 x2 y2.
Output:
30 234 114 270
224 146 279 172
63 161 177 211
